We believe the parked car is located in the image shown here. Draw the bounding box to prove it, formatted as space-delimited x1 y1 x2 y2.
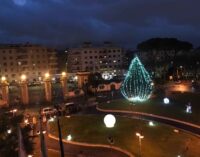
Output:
41 107 57 116
62 102 80 115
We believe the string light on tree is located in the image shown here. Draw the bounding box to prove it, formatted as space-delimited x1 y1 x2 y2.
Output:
121 56 153 102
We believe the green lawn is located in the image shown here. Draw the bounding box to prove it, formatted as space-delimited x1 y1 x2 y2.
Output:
49 115 200 157
99 92 200 125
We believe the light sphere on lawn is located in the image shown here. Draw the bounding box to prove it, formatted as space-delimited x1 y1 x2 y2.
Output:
104 114 116 128
163 97 170 104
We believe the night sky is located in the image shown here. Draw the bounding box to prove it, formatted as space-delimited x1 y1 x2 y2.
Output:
0 0 200 49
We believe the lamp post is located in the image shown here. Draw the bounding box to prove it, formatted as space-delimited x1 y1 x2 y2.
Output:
1 76 9 107
104 114 116 146
39 112 48 157
54 105 65 157
20 74 29 105
44 72 52 102
60 72 67 99
136 132 144 157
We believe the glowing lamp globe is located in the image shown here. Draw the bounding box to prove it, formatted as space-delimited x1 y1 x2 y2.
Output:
104 114 116 128
163 98 170 104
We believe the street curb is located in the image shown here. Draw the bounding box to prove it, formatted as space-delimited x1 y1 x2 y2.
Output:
96 106 200 136
48 133 134 157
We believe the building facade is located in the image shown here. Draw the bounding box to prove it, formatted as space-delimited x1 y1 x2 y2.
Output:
0 44 57 83
67 42 124 75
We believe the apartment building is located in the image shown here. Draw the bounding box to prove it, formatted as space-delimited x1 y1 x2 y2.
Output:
67 42 124 75
0 43 57 83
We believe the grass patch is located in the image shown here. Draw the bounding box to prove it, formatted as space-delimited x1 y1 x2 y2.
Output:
49 115 200 157
99 92 200 125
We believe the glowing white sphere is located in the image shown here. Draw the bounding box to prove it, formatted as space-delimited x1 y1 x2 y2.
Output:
163 98 170 104
104 114 116 128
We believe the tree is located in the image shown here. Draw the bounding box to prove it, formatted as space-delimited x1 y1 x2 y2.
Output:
0 114 34 157
137 38 193 80
121 56 153 102
137 38 193 60
88 72 103 95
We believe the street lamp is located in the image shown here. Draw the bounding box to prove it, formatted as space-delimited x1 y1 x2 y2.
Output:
61 72 66 77
45 72 50 79
1 76 6 82
21 74 27 81
10 109 18 117
136 132 144 157
54 105 65 157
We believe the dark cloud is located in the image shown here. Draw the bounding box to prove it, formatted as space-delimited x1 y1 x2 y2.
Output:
0 0 199 48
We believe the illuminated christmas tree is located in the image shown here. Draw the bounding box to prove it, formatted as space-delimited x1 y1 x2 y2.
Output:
121 56 153 102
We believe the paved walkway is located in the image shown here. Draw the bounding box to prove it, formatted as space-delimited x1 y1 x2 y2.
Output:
47 136 129 157
33 133 129 157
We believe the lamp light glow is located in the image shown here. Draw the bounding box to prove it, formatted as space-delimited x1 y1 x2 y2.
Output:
148 121 155 126
1 76 6 82
67 134 72 141
163 98 170 104
61 72 66 77
21 74 27 81
7 129 12 134
104 114 116 128
45 73 50 78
